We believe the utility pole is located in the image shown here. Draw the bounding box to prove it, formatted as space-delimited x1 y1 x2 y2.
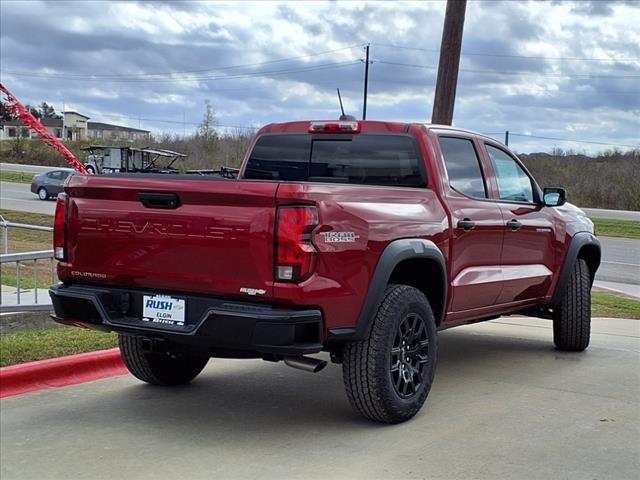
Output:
362 43 370 120
431 0 467 125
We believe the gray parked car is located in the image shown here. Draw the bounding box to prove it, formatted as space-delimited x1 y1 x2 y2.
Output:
30 168 77 200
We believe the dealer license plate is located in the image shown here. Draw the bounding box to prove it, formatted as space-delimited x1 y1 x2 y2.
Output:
142 294 186 326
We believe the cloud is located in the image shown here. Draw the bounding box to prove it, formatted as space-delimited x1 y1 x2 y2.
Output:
0 0 638 152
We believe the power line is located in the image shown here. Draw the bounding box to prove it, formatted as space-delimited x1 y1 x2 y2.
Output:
374 60 640 79
372 42 640 63
508 132 639 148
97 113 256 130
3 44 365 79
4 61 362 84
483 131 638 149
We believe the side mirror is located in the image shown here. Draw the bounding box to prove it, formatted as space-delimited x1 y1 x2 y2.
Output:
543 187 566 207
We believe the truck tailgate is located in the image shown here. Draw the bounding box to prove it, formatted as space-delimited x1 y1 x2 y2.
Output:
60 175 278 299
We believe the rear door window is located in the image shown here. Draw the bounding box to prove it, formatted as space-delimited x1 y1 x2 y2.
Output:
244 134 424 187
438 137 487 198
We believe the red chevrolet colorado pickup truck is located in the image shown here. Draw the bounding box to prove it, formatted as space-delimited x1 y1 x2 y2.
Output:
50 120 601 423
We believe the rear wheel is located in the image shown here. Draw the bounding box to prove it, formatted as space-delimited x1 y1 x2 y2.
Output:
553 258 591 351
342 285 438 424
37 187 49 200
85 165 95 174
118 335 209 385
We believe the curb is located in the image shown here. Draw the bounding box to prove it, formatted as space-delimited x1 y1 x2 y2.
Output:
0 348 127 399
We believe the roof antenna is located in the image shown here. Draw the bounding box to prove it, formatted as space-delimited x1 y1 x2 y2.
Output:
337 88 356 121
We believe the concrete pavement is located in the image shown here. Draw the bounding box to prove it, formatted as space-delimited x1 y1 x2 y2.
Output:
595 236 640 298
1 317 638 480
1 286 52 309
584 208 640 222
1 163 54 175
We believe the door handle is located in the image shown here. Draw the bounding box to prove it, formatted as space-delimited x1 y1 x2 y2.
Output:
506 219 522 230
457 218 476 231
139 192 180 209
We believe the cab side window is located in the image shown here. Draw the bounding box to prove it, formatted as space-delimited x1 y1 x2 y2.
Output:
485 145 534 203
438 137 487 198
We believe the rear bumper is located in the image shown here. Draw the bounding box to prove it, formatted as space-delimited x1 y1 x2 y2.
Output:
49 284 323 356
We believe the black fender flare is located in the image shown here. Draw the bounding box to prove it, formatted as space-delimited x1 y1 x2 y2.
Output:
329 239 447 342
551 231 601 306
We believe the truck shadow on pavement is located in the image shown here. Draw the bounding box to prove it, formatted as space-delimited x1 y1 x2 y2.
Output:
60 325 579 436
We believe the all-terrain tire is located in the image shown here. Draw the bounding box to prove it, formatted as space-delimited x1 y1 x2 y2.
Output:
118 335 209 385
342 285 438 424
553 258 591 351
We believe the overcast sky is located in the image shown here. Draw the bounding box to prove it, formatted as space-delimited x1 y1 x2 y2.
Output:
1 0 638 153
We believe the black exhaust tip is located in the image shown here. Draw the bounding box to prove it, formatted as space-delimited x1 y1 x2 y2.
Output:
284 356 328 373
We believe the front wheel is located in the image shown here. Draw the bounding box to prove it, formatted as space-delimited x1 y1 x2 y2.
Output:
342 285 438 424
118 335 209 385
553 258 591 351
37 187 49 200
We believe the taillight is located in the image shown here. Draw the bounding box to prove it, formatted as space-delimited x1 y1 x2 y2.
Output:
53 193 67 260
275 206 318 282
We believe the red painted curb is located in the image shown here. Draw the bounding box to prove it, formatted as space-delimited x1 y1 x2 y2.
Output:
0 348 127 398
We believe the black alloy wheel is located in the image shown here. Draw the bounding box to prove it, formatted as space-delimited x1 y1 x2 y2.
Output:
390 312 430 399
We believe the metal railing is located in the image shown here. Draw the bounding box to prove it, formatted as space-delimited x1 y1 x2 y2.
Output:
1 215 54 254
1 216 56 312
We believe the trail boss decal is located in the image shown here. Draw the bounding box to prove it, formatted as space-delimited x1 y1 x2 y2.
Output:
319 231 360 243
142 295 186 326
240 287 266 296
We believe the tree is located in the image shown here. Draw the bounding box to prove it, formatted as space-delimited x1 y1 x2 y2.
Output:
24 104 41 119
38 102 61 119
197 100 218 140
0 100 13 121
196 100 219 163
0 100 43 120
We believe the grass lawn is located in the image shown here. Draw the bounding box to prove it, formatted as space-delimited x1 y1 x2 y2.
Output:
592 291 640 319
0 170 34 184
0 208 53 253
0 209 55 288
0 208 53 226
593 219 640 240
1 272 55 289
0 327 118 368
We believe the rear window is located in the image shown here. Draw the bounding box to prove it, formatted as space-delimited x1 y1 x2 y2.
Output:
243 135 311 181
243 134 425 187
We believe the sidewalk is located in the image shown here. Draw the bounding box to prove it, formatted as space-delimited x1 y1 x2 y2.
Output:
1 285 52 311
594 280 640 299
